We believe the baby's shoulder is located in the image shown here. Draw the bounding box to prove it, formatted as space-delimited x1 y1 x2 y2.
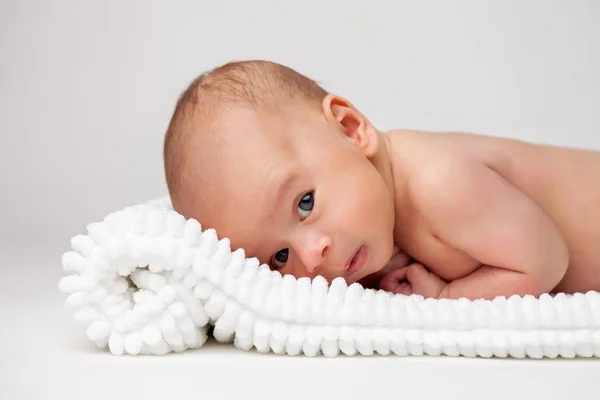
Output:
386 129 475 172
385 129 514 207
385 129 514 175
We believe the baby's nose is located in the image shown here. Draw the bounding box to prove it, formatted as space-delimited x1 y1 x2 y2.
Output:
293 230 331 274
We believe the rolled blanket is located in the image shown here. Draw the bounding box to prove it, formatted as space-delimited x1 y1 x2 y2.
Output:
59 197 600 357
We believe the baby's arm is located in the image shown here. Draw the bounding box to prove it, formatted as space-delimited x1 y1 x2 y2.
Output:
409 155 569 300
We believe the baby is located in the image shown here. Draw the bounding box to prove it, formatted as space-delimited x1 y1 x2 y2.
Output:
163 60 600 301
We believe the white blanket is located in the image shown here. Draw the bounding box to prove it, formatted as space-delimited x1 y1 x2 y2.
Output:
58 197 600 358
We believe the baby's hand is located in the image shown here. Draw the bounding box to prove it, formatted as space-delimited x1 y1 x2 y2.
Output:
379 263 447 298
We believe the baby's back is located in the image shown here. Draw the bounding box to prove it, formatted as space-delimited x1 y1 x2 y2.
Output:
388 130 600 293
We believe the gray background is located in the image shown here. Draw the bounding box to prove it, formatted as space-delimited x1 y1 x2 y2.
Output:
1 0 600 398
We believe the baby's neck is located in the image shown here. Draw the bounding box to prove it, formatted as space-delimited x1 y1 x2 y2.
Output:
372 131 397 205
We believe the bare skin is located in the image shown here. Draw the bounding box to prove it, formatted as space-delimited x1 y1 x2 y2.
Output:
377 130 600 299
175 93 600 300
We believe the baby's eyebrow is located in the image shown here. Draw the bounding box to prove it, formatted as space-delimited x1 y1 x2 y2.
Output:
273 172 299 209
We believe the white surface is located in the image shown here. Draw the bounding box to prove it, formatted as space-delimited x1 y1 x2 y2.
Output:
2 1 600 398
2 248 600 399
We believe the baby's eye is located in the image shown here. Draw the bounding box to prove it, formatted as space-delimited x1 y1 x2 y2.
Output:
271 248 289 270
297 192 314 219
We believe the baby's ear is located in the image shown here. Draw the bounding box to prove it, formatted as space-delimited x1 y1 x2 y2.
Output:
321 94 379 157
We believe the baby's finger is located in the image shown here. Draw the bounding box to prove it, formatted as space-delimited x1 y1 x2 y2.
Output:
379 273 399 292
406 263 435 295
398 281 412 296
406 263 429 285
378 267 410 293
386 266 409 280
406 263 446 298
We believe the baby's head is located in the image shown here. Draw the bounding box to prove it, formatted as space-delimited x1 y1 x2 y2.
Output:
163 60 396 284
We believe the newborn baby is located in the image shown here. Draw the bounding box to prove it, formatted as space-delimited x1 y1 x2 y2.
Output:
163 60 600 300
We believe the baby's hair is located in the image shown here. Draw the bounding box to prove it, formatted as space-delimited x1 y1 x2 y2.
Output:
163 60 329 210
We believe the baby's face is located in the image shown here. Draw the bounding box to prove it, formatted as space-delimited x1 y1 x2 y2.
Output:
188 104 396 284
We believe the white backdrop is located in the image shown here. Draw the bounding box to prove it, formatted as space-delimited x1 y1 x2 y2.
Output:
1 0 599 254
2 1 600 399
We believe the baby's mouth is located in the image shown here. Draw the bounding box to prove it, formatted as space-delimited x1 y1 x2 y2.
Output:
344 245 368 277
